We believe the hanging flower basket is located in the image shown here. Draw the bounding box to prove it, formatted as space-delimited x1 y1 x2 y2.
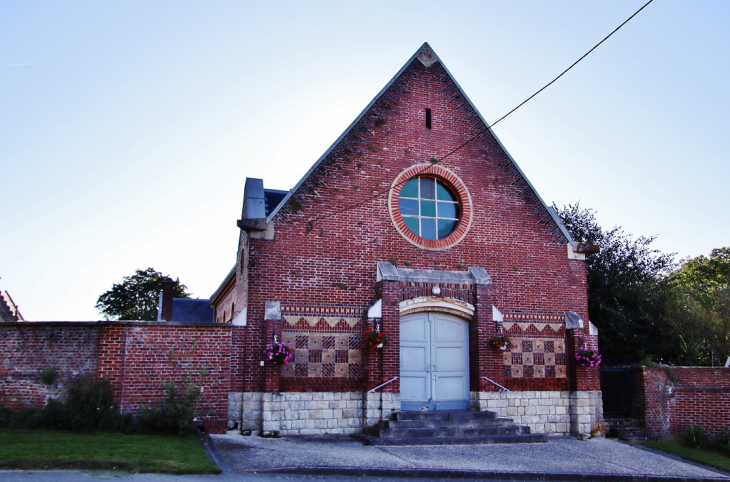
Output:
362 329 388 350
491 335 514 351
264 342 293 367
575 349 602 367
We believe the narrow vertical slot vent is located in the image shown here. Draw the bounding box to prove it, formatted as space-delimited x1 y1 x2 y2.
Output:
425 108 432 129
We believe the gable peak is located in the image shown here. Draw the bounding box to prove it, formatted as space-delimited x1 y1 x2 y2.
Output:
416 42 438 67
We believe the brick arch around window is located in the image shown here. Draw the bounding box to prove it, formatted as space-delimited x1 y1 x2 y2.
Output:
388 164 473 250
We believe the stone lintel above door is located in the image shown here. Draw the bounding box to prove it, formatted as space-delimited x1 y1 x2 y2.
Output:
376 262 492 286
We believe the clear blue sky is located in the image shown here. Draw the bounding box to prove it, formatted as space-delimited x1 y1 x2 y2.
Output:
1 1 728 320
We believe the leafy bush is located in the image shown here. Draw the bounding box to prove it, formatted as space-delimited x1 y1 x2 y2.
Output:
40 400 66 429
677 425 711 450
64 375 122 431
0 406 43 429
711 432 730 456
138 382 200 434
0 375 132 433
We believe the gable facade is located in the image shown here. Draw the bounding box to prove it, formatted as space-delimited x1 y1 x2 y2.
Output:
216 44 602 437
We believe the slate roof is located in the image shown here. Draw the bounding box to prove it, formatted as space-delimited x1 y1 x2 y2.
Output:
170 298 214 324
264 189 288 217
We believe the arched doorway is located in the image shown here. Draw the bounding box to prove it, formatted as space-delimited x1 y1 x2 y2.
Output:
400 312 469 410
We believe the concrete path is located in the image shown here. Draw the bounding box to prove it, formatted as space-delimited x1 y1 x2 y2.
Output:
211 431 730 481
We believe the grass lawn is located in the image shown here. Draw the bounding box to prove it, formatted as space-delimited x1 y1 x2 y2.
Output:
641 439 730 473
0 429 221 474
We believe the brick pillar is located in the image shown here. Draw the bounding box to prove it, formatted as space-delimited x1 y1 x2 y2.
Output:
567 316 603 436
364 321 382 392
363 280 401 426
263 301 282 394
568 325 601 392
264 319 282 393
474 283 502 392
380 280 401 393
230 326 246 392
262 315 283 435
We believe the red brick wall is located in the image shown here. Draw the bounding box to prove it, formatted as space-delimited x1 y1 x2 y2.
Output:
0 322 231 434
641 367 730 438
236 55 592 394
0 323 99 409
98 323 231 433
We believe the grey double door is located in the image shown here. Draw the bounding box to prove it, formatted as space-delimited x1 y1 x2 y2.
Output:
400 312 469 410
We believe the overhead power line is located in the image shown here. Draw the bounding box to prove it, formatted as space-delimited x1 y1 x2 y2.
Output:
306 0 654 230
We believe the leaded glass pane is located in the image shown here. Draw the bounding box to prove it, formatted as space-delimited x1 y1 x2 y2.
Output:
420 200 436 217
420 177 435 199
403 216 420 235
399 199 419 216
437 182 457 201
401 179 419 198
438 219 457 238
421 218 437 240
437 202 457 219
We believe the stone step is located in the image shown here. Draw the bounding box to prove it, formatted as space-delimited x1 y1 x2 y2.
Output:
605 417 647 441
353 432 548 446
393 410 497 422
365 425 529 439
605 417 642 428
615 427 648 439
354 410 546 446
386 417 514 430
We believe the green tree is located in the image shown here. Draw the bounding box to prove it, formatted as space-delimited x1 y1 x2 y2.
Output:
96 268 190 321
665 248 730 366
556 204 675 365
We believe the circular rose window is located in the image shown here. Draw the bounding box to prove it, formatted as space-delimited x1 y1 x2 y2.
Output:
399 177 459 240
389 164 473 250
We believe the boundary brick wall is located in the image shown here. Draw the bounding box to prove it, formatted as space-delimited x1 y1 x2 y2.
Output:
0 323 99 409
640 366 730 438
0 322 231 433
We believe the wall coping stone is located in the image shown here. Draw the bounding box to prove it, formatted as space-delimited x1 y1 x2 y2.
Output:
0 321 231 328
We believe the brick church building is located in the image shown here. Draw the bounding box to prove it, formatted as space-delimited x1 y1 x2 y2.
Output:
210 43 603 437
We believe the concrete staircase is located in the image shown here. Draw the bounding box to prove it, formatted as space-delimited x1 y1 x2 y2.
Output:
605 417 648 441
353 410 548 446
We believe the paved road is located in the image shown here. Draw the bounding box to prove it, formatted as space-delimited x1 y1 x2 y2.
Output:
2 433 730 481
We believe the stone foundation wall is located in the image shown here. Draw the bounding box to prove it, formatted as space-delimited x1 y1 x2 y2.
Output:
230 392 366 435
228 392 264 431
231 390 601 437
570 391 603 436
364 392 400 427
471 390 603 436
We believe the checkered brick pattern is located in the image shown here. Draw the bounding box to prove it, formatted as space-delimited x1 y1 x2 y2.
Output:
281 332 362 378
280 303 364 379
502 336 567 379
